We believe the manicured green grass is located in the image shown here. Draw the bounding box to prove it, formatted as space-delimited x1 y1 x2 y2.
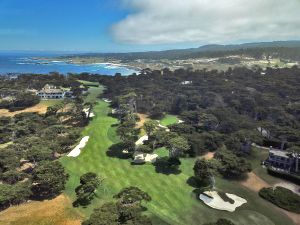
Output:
78 80 100 86
83 86 105 104
160 115 179 126
60 87 294 225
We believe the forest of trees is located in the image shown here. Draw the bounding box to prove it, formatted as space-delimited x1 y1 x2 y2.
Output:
0 74 90 210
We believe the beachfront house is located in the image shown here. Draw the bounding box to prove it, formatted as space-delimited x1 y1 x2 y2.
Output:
265 147 300 174
36 84 66 99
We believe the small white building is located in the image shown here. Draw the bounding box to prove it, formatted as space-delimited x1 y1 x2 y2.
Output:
36 84 66 99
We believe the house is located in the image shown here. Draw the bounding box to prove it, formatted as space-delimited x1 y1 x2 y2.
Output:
264 147 300 174
36 84 66 99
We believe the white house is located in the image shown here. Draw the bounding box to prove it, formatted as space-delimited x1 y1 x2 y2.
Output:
36 84 66 99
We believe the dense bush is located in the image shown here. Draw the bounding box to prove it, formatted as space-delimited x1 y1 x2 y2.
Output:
259 187 300 213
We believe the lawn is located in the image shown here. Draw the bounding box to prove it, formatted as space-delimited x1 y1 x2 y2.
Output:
78 80 100 87
160 115 179 126
60 86 295 225
83 86 105 104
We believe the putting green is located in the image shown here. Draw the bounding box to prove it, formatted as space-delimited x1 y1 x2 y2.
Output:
160 115 179 126
60 87 294 225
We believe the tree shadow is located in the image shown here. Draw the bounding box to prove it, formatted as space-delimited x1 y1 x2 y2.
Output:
106 143 132 159
186 176 201 188
153 157 181 175
72 198 91 208
186 176 212 188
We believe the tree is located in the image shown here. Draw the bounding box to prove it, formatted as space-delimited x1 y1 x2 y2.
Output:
193 159 212 186
167 136 190 158
1 170 26 185
136 145 153 154
73 172 102 206
83 187 152 225
82 201 152 225
82 202 119 225
214 150 252 178
31 161 68 199
0 182 32 210
143 120 159 136
114 186 151 206
26 146 53 163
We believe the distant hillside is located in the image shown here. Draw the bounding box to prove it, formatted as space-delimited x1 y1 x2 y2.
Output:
64 41 300 61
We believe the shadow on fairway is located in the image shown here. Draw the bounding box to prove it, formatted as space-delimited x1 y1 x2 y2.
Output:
106 143 132 160
153 157 182 175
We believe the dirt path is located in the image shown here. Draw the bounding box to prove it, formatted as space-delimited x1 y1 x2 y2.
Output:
135 113 149 128
0 194 82 225
240 172 271 192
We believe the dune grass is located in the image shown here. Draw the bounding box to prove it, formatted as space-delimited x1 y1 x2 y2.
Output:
160 115 179 126
60 96 294 225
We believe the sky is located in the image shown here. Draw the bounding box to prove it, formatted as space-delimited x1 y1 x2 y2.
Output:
0 0 300 52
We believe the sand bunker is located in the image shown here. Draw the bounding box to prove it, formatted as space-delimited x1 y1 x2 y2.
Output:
135 135 149 146
134 153 158 163
83 108 95 118
200 191 247 212
103 98 112 103
67 136 90 157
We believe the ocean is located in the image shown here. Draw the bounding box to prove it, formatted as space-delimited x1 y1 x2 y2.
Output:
0 52 137 76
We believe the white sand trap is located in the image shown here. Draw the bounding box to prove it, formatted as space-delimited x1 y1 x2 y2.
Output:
200 191 247 212
145 154 158 163
67 136 90 157
178 120 184 124
135 135 148 146
103 98 112 103
83 108 95 118
134 153 158 163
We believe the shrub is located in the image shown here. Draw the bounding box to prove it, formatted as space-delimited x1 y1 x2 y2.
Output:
259 187 300 213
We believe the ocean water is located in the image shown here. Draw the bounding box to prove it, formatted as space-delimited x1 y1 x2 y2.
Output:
0 52 137 76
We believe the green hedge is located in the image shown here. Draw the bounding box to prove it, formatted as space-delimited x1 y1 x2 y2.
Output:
259 186 300 213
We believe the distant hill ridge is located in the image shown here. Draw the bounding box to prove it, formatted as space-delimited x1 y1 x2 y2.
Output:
62 40 300 61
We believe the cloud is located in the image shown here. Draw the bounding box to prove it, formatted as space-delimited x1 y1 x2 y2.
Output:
112 0 300 45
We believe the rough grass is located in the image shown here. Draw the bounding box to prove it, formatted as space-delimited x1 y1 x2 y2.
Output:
60 96 294 225
160 115 179 126
0 195 82 225
0 142 13 150
0 100 61 117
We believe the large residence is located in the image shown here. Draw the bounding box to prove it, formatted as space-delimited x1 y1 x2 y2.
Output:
264 147 300 174
36 84 66 99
